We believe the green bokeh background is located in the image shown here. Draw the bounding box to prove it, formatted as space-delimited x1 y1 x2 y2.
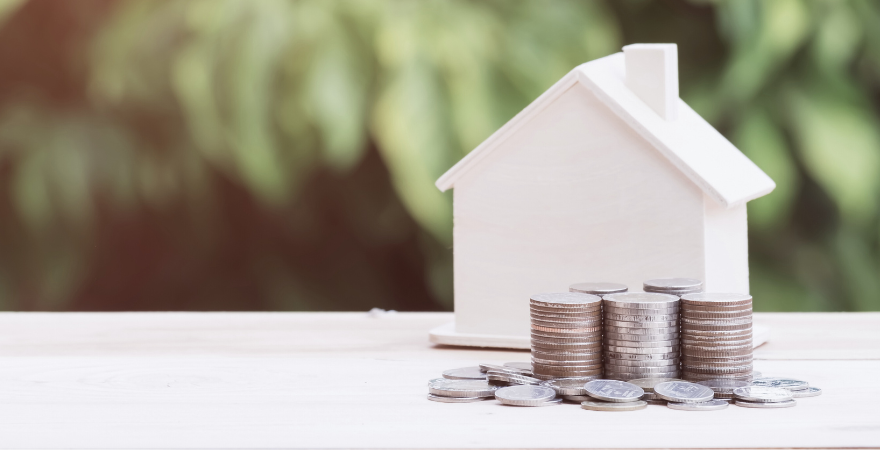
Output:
0 0 878 312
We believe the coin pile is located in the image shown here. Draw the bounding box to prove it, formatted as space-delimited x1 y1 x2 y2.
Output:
495 385 561 407
427 378 498 403
680 293 753 382
602 292 680 381
530 293 603 380
643 278 703 296
732 385 796 408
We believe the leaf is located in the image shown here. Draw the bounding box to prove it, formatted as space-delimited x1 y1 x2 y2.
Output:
788 89 880 223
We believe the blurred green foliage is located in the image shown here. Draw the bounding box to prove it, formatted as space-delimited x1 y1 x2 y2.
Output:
0 0 878 311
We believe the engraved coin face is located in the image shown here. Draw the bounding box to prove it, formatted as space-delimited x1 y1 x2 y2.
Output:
791 387 822 398
653 381 715 403
734 399 797 408
495 385 556 406
581 400 647 411
442 366 488 380
667 399 729 411
732 386 793 402
568 282 628 296
429 379 498 398
530 292 602 307
751 377 809 391
584 380 645 403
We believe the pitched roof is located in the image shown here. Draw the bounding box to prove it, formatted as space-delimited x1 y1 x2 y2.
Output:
435 53 775 209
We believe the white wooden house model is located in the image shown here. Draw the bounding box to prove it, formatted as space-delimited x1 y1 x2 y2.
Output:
429 44 775 349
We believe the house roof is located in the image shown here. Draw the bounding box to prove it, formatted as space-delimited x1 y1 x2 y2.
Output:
434 53 776 209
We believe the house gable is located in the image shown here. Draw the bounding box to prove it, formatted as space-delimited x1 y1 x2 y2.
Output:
436 53 775 209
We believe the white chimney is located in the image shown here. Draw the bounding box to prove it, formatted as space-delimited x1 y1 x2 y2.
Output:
623 43 679 121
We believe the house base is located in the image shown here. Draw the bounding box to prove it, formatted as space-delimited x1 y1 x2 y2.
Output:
429 321 771 350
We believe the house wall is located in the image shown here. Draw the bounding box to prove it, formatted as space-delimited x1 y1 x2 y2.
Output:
452 82 707 337
703 195 749 293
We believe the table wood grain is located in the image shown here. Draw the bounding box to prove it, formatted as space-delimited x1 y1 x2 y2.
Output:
0 312 876 449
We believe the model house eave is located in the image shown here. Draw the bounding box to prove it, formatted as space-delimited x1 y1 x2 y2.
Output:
435 53 776 209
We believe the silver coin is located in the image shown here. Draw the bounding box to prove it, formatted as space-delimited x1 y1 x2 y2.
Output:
530 292 602 308
604 319 679 328
495 385 556 406
531 357 602 367
680 292 751 306
643 278 702 290
605 305 679 315
603 292 680 309
654 381 715 403
569 282 628 296
667 399 729 411
541 378 589 395
640 392 662 400
562 394 594 402
537 397 563 406
605 358 680 367
503 362 532 372
531 318 603 328
532 372 602 381
606 345 678 354
429 379 498 398
695 379 750 393
581 400 647 411
732 386 793 402
628 378 685 391
605 339 680 348
479 363 531 375
606 332 679 342
791 387 822 398
750 377 809 391
605 364 679 374
442 366 488 380
605 312 679 322
427 393 492 403
605 372 680 381
584 380 644 402
605 326 680 335
734 399 796 408
531 324 603 334
605 351 679 360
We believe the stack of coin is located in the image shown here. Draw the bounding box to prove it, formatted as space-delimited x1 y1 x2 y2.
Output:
427 378 498 403
568 282 628 298
643 278 703 296
602 292 680 381
530 293 603 380
680 293 753 382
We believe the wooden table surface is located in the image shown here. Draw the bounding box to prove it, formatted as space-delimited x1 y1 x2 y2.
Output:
0 312 877 449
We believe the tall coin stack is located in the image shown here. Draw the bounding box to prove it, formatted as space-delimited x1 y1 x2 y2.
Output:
530 293 603 381
679 293 753 382
602 292 681 381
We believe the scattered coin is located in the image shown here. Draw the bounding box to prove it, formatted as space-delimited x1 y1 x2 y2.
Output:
442 366 488 380
791 387 822 398
667 399 729 411
581 400 647 411
734 399 797 408
503 362 532 372
584 380 644 403
653 381 715 403
732 386 793 403
495 385 557 407
429 379 498 398
696 379 750 395
751 377 809 391
562 394 593 402
427 394 491 403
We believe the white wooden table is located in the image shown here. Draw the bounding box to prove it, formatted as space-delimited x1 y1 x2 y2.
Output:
0 312 877 449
